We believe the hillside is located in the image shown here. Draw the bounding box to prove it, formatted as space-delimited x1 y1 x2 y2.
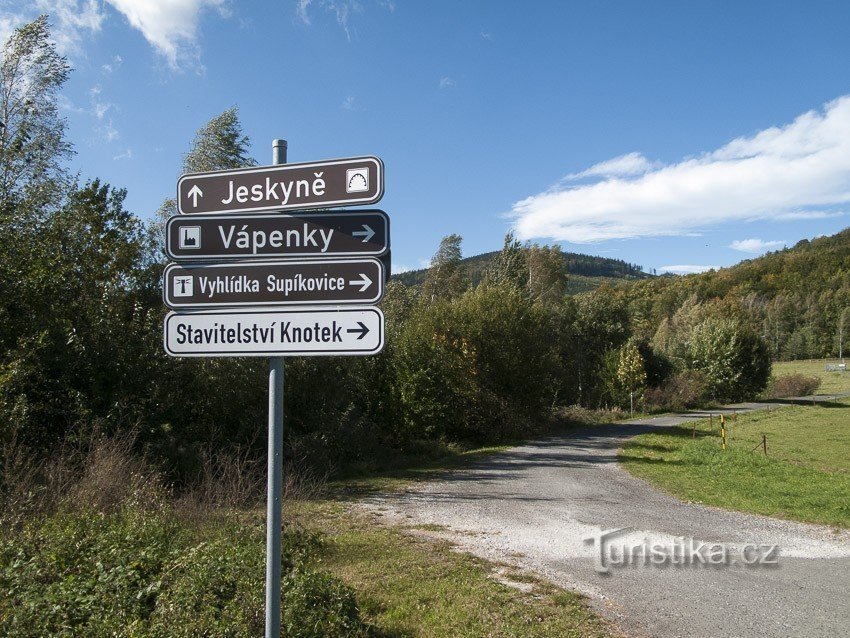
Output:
621 227 850 359
394 249 651 294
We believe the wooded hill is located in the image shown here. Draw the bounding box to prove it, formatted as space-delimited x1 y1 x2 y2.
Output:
394 249 651 294
619 228 850 360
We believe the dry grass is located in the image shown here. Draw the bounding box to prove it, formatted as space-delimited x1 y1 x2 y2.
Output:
1 430 327 528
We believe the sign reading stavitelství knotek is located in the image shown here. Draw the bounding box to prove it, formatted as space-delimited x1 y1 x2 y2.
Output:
163 307 384 357
177 156 383 215
166 210 389 260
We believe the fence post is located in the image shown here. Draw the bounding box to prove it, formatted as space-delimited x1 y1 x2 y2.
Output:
720 414 727 450
763 434 767 456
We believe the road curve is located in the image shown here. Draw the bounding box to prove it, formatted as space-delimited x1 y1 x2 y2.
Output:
367 401 850 638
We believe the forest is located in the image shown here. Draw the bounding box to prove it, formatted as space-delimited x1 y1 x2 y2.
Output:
0 17 847 484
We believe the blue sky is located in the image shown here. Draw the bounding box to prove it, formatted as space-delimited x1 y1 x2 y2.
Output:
4 1 850 274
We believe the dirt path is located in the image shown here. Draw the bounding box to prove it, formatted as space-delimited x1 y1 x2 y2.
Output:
366 399 850 638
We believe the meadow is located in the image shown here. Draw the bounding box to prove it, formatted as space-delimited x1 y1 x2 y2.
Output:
619 397 850 528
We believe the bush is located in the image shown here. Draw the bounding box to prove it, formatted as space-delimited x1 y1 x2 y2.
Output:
0 504 365 637
645 370 711 410
0 437 365 638
687 317 771 402
392 284 562 443
767 373 821 398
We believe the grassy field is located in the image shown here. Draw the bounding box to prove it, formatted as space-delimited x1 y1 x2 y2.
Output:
619 398 850 528
772 358 850 394
291 501 614 638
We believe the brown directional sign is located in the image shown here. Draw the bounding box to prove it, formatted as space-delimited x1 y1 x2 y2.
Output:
177 156 383 215
163 258 384 309
166 210 389 261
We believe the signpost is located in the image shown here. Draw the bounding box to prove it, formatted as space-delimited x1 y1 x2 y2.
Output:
166 210 390 260
177 155 384 215
164 139 388 638
163 306 384 357
163 258 385 308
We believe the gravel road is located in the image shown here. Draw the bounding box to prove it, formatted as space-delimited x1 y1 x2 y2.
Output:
367 400 850 638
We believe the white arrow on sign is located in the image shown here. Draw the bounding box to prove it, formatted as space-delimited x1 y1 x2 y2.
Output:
352 224 375 243
188 185 204 207
349 273 373 292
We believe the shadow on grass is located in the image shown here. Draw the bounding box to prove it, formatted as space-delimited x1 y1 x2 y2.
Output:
767 398 850 408
618 454 684 467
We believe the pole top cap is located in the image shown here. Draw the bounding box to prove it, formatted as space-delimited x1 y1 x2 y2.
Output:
273 139 288 148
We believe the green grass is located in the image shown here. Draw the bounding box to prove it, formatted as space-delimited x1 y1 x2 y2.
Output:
772 359 850 394
291 501 614 638
619 399 850 528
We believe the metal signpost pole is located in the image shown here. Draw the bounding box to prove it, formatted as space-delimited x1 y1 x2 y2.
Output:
266 138 287 638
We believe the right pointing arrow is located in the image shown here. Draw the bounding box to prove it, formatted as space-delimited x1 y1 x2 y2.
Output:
352 224 375 243
348 273 373 292
346 321 369 340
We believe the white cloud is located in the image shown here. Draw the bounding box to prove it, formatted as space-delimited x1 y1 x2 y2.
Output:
34 0 105 54
512 95 850 243
340 94 356 110
100 119 119 142
104 0 228 69
296 0 312 24
297 0 358 41
297 1 394 41
659 265 719 275
0 1 104 56
112 148 132 160
729 238 786 253
87 83 114 119
58 94 86 114
565 152 659 181
392 263 412 273
101 53 122 73
480 31 492 40
439 76 456 89
0 12 26 46
3 2 225 68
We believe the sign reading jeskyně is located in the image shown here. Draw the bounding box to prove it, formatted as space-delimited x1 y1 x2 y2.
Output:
177 156 383 215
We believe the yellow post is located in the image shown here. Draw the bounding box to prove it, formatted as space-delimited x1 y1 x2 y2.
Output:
720 414 727 450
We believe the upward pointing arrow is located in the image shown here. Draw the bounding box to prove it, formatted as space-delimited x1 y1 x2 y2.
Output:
187 184 203 207
352 224 375 243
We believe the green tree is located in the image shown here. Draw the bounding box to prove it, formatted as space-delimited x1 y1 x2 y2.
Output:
0 15 72 213
616 338 646 415
483 232 526 290
0 181 157 449
422 233 468 301
155 107 256 231
526 243 567 306
687 317 770 401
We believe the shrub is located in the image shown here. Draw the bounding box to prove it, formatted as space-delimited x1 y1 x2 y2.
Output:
0 436 364 638
767 373 821 398
645 370 711 410
392 284 562 443
0 505 365 637
687 317 771 402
